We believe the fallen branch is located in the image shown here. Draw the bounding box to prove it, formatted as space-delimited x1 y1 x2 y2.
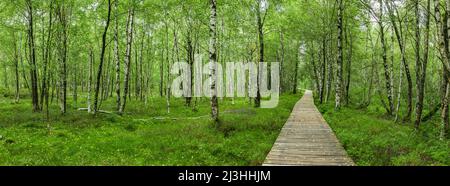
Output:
135 115 210 121
77 108 115 114
134 109 256 121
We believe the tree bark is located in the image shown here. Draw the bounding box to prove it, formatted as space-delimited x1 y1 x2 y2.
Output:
139 25 145 101
114 0 121 111
88 49 93 113
119 6 135 114
159 35 164 98
320 37 326 104
12 32 20 103
378 0 394 116
26 0 40 112
40 1 53 113
93 0 112 114
209 0 219 125
335 0 344 110
55 1 69 114
309 43 320 95
279 29 285 92
344 27 352 105
434 0 450 138
441 77 449 139
394 59 404 122
386 1 413 121
435 0 450 86
415 0 431 128
71 61 77 110
325 33 333 102
294 45 300 94
255 0 265 107
164 18 170 113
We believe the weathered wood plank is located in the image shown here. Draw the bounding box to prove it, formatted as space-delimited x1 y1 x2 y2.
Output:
263 90 354 166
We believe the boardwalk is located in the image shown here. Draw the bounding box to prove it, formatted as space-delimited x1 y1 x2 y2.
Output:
263 90 354 166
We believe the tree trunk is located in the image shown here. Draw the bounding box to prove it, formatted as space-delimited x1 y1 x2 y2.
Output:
386 1 413 121
12 32 20 103
113 0 121 111
119 7 135 114
335 0 344 110
88 49 93 113
344 27 352 105
56 1 69 114
159 35 164 98
279 30 285 92
293 45 300 94
164 18 170 113
93 0 112 114
42 0 53 119
255 0 265 107
415 0 431 128
379 0 394 116
134 38 139 100
26 0 40 112
209 0 219 125
367 50 375 106
309 43 320 95
435 0 450 88
441 77 449 139
103 50 112 101
434 0 450 138
325 34 333 102
394 59 404 122
40 0 53 110
320 37 326 104
185 29 194 106
139 25 145 101
374 62 389 112
20 31 30 91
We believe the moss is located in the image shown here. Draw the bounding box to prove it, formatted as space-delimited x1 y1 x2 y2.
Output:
0 92 302 165
318 102 450 166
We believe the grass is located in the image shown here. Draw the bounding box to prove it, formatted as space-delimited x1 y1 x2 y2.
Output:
317 102 450 166
0 92 302 165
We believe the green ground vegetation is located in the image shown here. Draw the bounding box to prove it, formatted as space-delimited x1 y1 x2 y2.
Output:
0 93 302 165
318 102 450 166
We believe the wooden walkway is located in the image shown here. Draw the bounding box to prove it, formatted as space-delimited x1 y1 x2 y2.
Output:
263 90 354 166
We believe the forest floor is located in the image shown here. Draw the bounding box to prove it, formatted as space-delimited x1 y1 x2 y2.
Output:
1 90 448 166
0 92 302 165
318 102 450 166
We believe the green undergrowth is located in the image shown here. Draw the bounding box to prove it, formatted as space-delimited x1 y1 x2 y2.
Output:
0 92 302 165
317 102 450 166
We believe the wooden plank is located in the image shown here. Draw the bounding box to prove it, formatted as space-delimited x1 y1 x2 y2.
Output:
267 151 348 156
264 158 353 165
263 90 354 166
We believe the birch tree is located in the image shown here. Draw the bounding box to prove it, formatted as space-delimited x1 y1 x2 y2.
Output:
114 0 121 111
119 5 135 114
378 0 394 116
26 0 40 112
255 0 268 107
335 0 344 110
93 0 112 114
55 0 70 114
414 0 431 129
209 0 219 124
434 0 450 139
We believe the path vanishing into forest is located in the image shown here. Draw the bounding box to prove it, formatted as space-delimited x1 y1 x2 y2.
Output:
263 90 354 166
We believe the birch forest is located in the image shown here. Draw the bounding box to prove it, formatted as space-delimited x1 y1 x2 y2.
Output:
0 0 448 166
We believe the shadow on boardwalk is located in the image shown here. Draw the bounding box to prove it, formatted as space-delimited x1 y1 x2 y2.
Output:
263 90 354 166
